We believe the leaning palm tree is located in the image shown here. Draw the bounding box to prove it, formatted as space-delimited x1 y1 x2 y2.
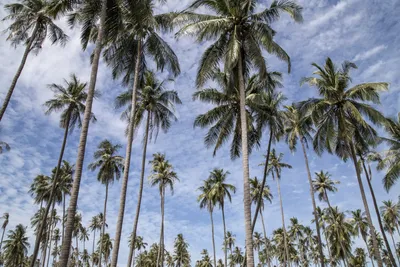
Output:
382 217 400 265
350 209 375 264
208 168 236 267
0 213 9 251
88 139 124 266
1 0 68 122
149 153 179 267
175 1 303 264
300 57 389 266
283 105 325 266
268 149 292 267
122 70 181 266
2 224 30 266
312 171 339 209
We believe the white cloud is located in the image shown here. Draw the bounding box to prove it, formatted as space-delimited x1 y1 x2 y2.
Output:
353 45 387 61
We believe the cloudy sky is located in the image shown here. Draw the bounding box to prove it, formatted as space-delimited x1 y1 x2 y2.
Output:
0 0 399 265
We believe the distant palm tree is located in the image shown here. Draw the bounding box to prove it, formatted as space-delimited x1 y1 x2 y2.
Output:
0 141 10 154
225 231 236 262
129 235 148 266
59 160 74 241
312 171 340 209
208 168 236 267
2 224 30 266
0 213 9 251
149 153 179 266
88 139 124 266
51 228 61 263
300 57 389 266
80 227 89 252
382 217 400 265
89 213 102 263
173 234 190 266
98 233 113 266
196 249 213 267
0 0 68 121
380 200 400 235
350 209 374 264
268 149 292 266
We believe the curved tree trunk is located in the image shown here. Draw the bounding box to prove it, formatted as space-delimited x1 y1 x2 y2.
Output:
389 232 400 265
252 132 273 233
59 0 107 264
238 51 254 267
361 159 397 267
127 111 150 267
110 39 142 267
349 142 383 267
91 230 96 267
45 202 57 267
222 204 228 267
210 209 217 267
62 192 66 244
274 171 290 267
42 201 56 267
30 115 71 267
99 182 109 267
0 22 39 122
300 137 325 267
260 209 271 267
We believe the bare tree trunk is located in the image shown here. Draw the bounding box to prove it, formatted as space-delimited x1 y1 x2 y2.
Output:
99 182 109 267
300 137 325 267
349 142 383 267
0 227 5 251
92 230 96 267
260 209 271 267
0 22 39 122
30 115 71 267
62 193 65 244
222 204 228 267
127 111 150 267
110 39 142 267
238 52 254 267
157 187 166 267
390 232 400 265
361 159 397 267
210 209 217 267
42 202 55 267
46 203 57 267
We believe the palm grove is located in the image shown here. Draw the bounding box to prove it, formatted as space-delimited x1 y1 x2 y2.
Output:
0 0 399 266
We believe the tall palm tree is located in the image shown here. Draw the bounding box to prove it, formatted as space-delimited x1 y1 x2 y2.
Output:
225 231 236 262
208 168 236 267
121 70 181 266
103 2 180 264
383 217 400 265
98 233 113 266
88 139 124 266
268 149 292 266
173 234 191 267
0 213 10 252
283 105 325 266
198 178 217 267
2 224 30 266
0 0 68 121
176 1 303 264
312 171 339 209
300 58 389 266
380 201 400 236
59 160 74 242
350 209 375 264
89 214 102 265
129 234 148 266
149 153 179 267
51 228 61 263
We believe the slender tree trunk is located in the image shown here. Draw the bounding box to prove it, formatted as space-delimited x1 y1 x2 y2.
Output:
390 232 400 265
92 230 96 267
42 202 55 267
99 182 109 267
62 193 65 244
54 239 58 263
361 159 397 267
260 209 271 267
362 236 376 267
321 223 331 263
110 39 142 267
0 22 39 122
274 171 290 267
161 187 165 266
30 116 71 267
325 194 333 211
349 142 383 267
252 133 273 233
238 51 254 267
157 188 162 267
222 204 228 267
210 209 217 267
0 227 5 251
59 0 107 264
46 203 56 267
300 137 325 267
127 111 150 267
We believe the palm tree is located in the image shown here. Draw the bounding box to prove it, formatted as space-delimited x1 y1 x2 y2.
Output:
225 231 236 262
197 249 213 267
88 139 124 266
0 213 9 252
98 233 113 266
52 228 61 263
283 104 326 266
208 168 236 267
0 0 68 121
230 247 245 266
59 160 74 242
380 200 400 235
198 179 217 267
122 70 181 266
268 149 292 266
89 213 102 263
80 227 89 252
312 171 340 209
2 224 30 266
300 57 389 266
253 231 264 262
350 209 375 264
173 234 191 267
149 153 179 267
129 235 148 266
383 217 400 265
176 1 303 264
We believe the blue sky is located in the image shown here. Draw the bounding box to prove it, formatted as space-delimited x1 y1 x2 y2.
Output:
0 0 399 265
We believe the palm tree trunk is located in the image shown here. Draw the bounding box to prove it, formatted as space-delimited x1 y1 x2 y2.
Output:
361 159 397 267
0 227 5 251
99 182 109 267
157 188 162 267
362 236 376 267
260 209 271 267
0 22 39 122
237 51 254 267
349 142 383 267
390 231 400 265
210 208 217 267
59 0 107 264
46 203 56 267
62 192 65 243
30 115 71 267
300 137 325 267
92 230 96 267
110 39 142 267
54 239 58 263
222 204 228 267
321 223 331 263
161 187 165 267
42 202 55 267
127 111 150 267
325 194 333 211
252 132 273 233
274 171 290 267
